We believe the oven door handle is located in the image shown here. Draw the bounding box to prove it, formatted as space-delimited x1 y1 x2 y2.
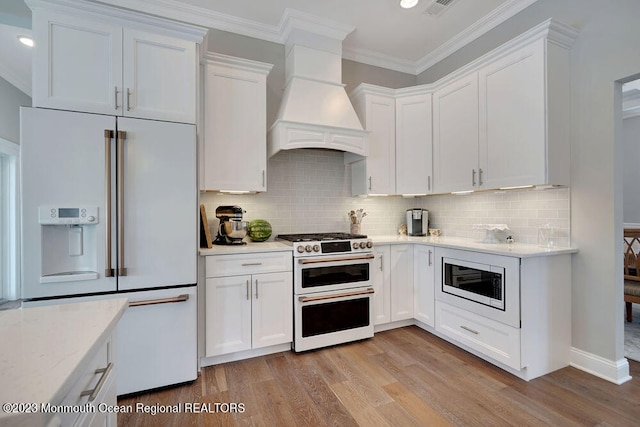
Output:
298 254 375 264
298 288 374 303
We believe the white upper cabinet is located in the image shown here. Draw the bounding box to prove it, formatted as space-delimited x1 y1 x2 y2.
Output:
433 73 479 193
349 88 396 196
396 91 433 195
433 20 575 193
30 0 205 123
478 38 570 189
202 53 273 192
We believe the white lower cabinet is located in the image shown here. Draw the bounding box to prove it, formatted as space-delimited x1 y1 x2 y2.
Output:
436 301 521 370
204 252 292 357
57 336 116 427
372 245 391 325
373 244 414 326
413 245 435 327
390 245 414 321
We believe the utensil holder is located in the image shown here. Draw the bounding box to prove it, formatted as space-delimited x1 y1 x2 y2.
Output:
350 223 361 235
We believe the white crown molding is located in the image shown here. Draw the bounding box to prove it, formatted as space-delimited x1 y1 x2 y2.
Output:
415 0 542 74
204 52 274 75
63 0 542 76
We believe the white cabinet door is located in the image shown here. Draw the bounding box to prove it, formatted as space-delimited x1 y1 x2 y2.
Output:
396 93 433 195
206 276 252 356
433 73 479 193
350 92 396 196
252 272 293 349
123 29 197 123
479 40 546 189
32 9 198 123
372 245 391 325
203 55 271 192
32 10 123 115
390 244 413 321
413 245 435 327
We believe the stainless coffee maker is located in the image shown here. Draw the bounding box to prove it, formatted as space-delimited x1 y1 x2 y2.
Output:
406 208 428 236
214 205 248 245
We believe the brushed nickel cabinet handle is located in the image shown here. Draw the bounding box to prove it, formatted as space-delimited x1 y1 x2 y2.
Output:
126 88 132 111
479 168 484 186
128 294 189 307
104 130 114 277
428 249 432 266
460 325 479 335
379 254 383 271
114 87 119 110
368 176 372 191
117 131 127 276
246 280 250 300
472 169 477 186
80 362 113 401
428 175 431 192
241 263 263 267
255 279 259 299
262 170 265 188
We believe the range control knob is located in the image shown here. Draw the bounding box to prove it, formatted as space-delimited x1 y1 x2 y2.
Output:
313 244 320 252
352 242 359 250
366 241 373 248
305 245 312 253
297 246 305 254
87 216 96 223
359 242 366 249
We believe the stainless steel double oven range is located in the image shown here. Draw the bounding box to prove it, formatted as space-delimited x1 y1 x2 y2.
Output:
277 233 375 352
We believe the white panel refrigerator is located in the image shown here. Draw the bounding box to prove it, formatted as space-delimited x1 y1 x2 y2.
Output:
21 107 198 395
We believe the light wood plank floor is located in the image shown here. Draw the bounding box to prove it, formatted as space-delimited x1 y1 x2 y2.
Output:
117 326 640 426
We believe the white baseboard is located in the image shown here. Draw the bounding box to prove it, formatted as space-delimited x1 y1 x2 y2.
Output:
570 347 632 385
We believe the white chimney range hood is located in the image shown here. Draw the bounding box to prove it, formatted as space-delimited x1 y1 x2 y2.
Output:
267 10 369 158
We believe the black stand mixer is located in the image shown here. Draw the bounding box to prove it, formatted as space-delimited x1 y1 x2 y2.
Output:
213 205 248 245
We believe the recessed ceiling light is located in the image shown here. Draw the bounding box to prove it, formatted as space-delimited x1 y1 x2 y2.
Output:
400 0 419 9
18 36 34 47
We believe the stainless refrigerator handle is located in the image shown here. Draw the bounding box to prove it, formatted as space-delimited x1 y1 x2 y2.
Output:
117 130 128 276
104 130 115 277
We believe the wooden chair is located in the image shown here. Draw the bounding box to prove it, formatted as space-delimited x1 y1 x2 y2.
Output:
624 228 640 322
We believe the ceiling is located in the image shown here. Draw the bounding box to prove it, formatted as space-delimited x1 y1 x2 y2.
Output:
0 0 638 115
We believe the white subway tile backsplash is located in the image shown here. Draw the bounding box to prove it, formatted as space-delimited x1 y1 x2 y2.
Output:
200 149 571 246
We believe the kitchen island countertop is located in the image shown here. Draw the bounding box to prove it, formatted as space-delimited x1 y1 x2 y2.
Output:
0 298 128 427
370 235 577 258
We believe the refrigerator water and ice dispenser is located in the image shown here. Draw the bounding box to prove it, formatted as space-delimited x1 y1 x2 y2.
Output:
38 206 99 283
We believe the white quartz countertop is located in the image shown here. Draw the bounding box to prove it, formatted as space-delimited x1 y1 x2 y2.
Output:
0 298 128 424
199 241 292 255
369 235 577 258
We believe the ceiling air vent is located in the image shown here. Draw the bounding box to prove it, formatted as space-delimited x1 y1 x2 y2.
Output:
424 0 458 17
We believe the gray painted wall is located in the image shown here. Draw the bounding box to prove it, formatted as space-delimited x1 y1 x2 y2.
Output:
0 76 30 143
418 0 640 366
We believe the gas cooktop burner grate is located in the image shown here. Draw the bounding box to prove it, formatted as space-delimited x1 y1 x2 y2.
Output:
276 232 367 242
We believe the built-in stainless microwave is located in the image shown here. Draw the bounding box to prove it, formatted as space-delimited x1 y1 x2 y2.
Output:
443 259 505 310
435 248 520 328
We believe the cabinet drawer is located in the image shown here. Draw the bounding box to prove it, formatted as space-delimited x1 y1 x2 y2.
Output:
57 336 113 427
206 251 292 277
435 301 521 370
